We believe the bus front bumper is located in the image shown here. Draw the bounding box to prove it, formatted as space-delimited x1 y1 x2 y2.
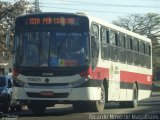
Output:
12 86 101 101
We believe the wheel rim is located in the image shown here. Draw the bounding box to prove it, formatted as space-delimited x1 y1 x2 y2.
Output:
97 86 105 109
133 87 138 107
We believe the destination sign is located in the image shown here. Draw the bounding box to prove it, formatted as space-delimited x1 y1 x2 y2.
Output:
26 17 76 25
15 14 89 31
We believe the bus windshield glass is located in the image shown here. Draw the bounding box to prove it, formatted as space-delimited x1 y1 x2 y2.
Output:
14 14 90 67
15 31 89 67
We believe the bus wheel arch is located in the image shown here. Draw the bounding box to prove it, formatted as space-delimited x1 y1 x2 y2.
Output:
119 82 138 108
91 83 106 112
73 81 106 113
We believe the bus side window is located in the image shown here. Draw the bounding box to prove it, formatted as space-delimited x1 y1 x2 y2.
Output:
145 44 151 68
91 24 99 38
126 36 133 64
110 30 118 61
139 41 145 67
91 23 99 69
91 35 99 69
133 38 139 66
101 27 110 59
119 33 126 63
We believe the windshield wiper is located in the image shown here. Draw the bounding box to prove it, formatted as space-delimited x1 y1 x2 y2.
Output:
21 64 40 67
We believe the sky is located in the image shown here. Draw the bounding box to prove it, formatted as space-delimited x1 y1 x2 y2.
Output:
2 0 160 22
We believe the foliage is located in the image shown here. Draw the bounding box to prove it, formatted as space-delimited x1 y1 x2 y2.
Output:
113 13 160 81
112 13 160 45
0 0 32 61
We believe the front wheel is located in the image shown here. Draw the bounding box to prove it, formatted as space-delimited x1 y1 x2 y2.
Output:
73 102 89 112
91 85 106 112
3 100 10 113
29 101 46 115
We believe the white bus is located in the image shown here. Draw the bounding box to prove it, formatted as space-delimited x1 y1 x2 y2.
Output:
12 12 152 114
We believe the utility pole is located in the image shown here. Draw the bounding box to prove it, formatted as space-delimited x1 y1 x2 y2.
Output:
34 0 40 13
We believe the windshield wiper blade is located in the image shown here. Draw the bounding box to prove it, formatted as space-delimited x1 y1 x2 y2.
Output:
21 64 40 67
39 64 48 67
21 63 48 67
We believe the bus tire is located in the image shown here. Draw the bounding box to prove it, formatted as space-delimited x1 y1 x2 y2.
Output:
119 84 138 108
119 101 128 108
3 99 10 113
90 84 105 112
30 101 46 115
73 102 88 112
129 84 138 108
15 103 23 111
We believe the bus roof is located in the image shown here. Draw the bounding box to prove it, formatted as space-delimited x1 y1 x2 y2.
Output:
16 12 86 19
16 12 151 44
86 14 151 43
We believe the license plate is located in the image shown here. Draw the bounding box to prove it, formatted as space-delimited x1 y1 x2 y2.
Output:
40 91 54 96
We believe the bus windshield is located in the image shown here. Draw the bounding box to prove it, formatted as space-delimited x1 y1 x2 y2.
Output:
15 31 89 67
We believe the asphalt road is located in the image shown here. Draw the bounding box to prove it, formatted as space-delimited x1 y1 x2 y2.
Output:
1 92 160 120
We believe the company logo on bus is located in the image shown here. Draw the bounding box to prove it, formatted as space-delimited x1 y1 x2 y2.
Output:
27 77 41 82
42 73 54 76
45 78 50 83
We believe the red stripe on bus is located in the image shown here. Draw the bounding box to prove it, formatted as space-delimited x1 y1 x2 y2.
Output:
91 67 109 80
90 67 152 85
120 71 152 85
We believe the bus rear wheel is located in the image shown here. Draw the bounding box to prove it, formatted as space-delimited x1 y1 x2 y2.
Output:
29 101 46 115
119 84 138 108
73 85 105 112
129 84 138 108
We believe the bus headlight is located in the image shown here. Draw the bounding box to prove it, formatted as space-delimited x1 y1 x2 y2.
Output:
13 79 28 87
70 78 88 87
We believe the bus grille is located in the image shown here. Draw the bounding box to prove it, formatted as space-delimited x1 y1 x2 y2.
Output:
28 83 70 87
26 92 69 98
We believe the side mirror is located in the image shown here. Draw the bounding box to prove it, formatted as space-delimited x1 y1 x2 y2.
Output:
91 35 100 50
91 35 96 41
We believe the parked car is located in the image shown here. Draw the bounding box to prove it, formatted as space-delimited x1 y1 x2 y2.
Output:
0 75 12 113
0 75 24 113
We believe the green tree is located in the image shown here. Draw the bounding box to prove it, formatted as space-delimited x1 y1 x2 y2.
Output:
0 0 32 61
113 13 160 45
